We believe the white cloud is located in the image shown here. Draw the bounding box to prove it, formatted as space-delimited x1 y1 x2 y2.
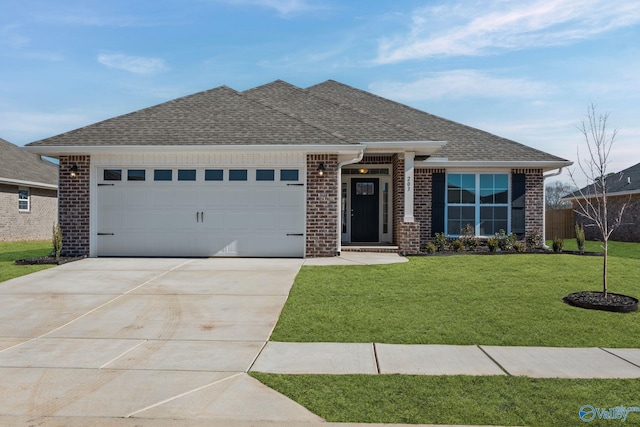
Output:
97 53 168 75
376 0 640 63
369 70 552 101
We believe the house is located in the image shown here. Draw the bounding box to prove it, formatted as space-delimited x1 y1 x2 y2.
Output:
564 162 640 242
0 138 58 241
25 80 571 257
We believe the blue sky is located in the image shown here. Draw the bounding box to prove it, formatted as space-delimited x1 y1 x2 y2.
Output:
2 0 639 185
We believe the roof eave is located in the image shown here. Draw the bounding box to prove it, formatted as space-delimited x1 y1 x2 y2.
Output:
417 159 573 172
24 144 367 157
363 140 447 155
0 177 58 190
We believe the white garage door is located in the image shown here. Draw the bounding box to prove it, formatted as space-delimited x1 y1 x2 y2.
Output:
96 167 305 257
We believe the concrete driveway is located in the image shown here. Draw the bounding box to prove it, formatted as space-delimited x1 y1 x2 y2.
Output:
0 257 323 425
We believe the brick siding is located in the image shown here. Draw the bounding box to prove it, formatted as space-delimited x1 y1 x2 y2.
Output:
58 156 91 256
306 154 339 257
0 184 57 241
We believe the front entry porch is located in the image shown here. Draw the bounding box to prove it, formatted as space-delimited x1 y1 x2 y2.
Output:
340 166 392 245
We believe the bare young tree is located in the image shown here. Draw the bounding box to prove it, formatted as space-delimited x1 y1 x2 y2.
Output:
568 104 628 297
545 180 576 210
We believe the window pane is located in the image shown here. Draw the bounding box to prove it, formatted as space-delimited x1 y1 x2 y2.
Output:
154 169 172 181
448 174 461 188
229 169 247 181
461 188 475 204
178 169 196 181
480 174 494 189
128 170 145 181
461 174 475 191
205 169 223 181
256 169 275 181
495 189 508 204
356 182 375 195
495 174 508 189
18 189 28 200
480 189 494 204
104 169 122 181
448 189 460 204
280 169 299 181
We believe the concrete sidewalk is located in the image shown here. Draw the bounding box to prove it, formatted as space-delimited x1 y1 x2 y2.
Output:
252 342 640 378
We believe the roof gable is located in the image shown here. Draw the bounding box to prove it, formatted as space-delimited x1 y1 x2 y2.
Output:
0 138 58 186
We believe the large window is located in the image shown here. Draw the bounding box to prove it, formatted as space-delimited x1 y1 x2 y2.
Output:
447 173 509 236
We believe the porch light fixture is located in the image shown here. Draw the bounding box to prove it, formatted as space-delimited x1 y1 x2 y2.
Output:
317 162 326 176
69 164 79 178
359 168 368 174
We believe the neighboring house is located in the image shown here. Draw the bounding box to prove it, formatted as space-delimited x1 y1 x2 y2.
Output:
25 80 571 258
564 162 640 242
0 138 58 241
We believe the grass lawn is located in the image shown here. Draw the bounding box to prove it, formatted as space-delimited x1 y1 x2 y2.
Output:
0 240 54 283
271 240 640 347
252 373 640 426
257 241 640 426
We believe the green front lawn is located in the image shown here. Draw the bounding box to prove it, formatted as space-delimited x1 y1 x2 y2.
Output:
252 373 640 427
271 241 640 347
0 240 54 283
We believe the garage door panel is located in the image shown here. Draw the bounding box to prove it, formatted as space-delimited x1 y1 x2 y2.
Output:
97 167 305 257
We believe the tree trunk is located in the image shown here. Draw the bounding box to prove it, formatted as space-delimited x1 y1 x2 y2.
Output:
602 241 608 297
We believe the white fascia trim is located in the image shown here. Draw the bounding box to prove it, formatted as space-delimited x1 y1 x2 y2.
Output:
362 141 447 154
417 160 573 171
0 177 57 190
24 144 366 157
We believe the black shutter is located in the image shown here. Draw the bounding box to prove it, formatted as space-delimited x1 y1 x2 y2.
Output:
432 173 445 236
511 173 526 239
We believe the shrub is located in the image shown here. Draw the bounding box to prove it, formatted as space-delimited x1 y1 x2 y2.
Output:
424 242 437 254
526 231 543 251
452 239 464 252
514 242 527 253
495 229 517 251
487 237 499 252
575 223 586 254
552 237 564 253
52 223 62 260
434 232 448 252
460 223 479 250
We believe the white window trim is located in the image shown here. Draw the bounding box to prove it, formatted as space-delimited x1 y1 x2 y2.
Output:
445 172 511 237
18 187 30 212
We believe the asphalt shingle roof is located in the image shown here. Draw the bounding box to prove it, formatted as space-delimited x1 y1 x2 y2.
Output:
0 138 58 186
570 162 640 197
27 79 570 164
306 80 568 162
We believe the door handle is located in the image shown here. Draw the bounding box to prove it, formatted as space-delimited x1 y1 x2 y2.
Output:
201 212 204 222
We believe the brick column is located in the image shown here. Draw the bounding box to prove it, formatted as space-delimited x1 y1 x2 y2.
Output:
58 156 91 257
393 154 421 254
306 154 339 257
512 168 544 242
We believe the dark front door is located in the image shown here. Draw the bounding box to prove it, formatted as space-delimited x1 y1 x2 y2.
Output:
351 178 379 242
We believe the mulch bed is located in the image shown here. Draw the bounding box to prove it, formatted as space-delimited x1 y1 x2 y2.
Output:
563 291 639 313
15 256 86 266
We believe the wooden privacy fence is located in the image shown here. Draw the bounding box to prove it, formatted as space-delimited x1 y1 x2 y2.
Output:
545 208 576 239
